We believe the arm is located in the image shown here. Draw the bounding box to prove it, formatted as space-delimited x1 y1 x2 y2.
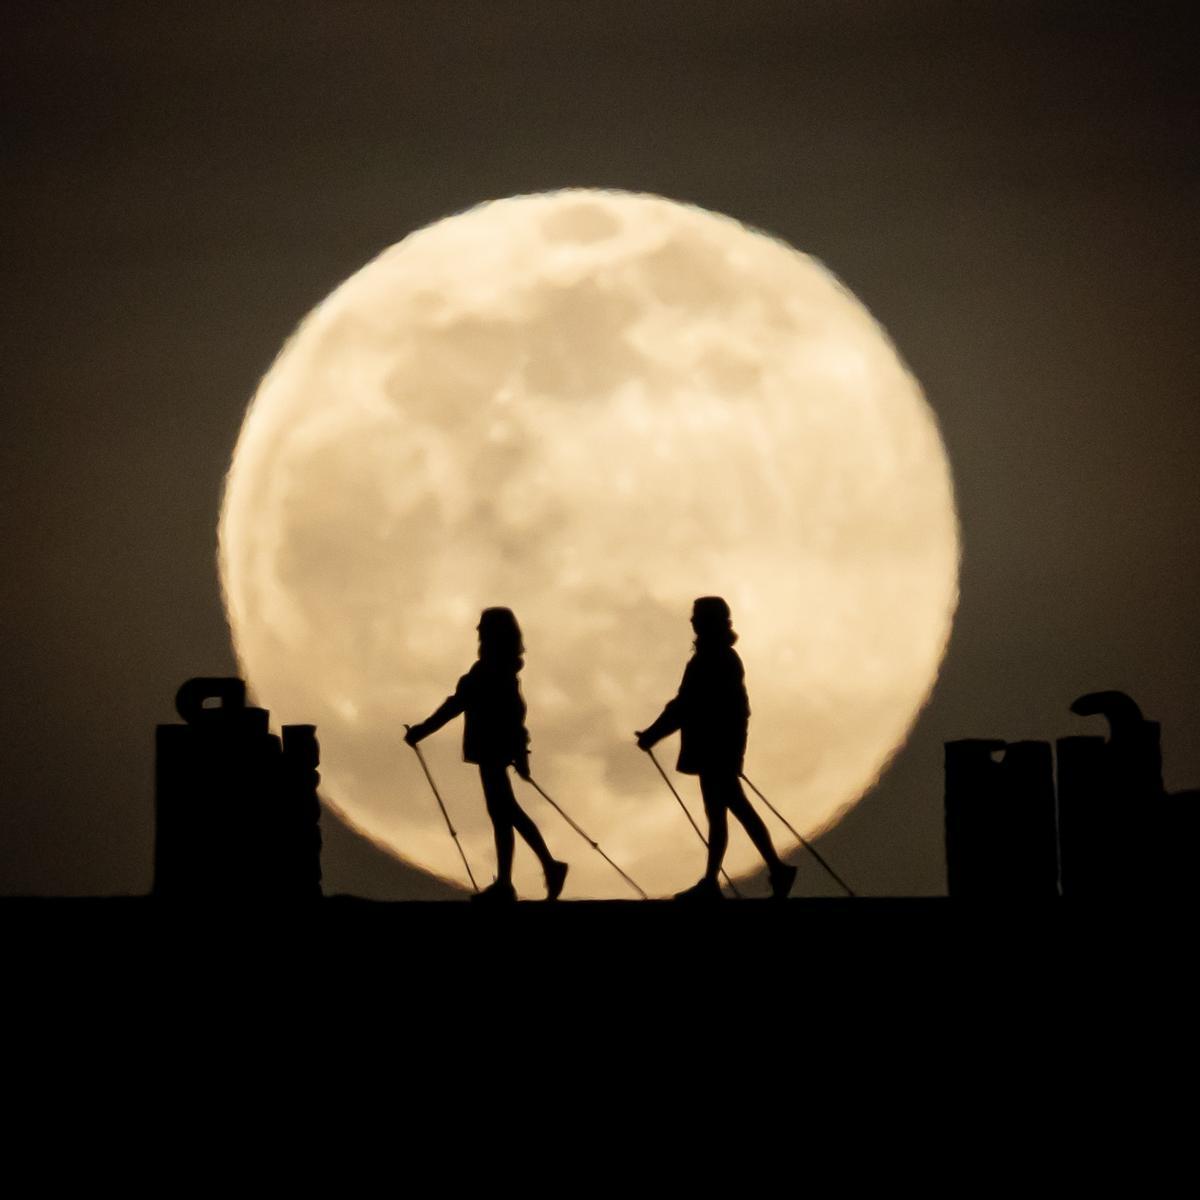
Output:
636 669 690 750
511 682 532 779
405 673 471 745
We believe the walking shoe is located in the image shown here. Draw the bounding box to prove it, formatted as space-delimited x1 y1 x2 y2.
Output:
544 860 569 901
769 862 797 900
471 880 517 904
673 877 724 902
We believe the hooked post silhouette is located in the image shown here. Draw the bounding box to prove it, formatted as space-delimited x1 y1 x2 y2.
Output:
1057 690 1192 899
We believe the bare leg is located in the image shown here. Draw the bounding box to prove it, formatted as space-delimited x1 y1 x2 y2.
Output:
724 777 785 870
698 774 730 882
481 763 557 882
480 763 517 884
511 802 555 871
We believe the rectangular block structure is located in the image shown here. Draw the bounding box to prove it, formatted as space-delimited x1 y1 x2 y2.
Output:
944 739 1058 897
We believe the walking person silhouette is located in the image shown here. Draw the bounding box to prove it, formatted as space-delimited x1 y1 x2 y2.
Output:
405 608 568 903
636 597 797 900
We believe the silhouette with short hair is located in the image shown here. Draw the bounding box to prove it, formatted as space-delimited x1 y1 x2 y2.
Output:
405 608 567 903
636 597 796 900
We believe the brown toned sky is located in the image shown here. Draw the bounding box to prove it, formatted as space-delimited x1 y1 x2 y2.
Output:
2 0 1197 897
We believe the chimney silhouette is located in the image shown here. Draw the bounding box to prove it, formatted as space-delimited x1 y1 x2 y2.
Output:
944 739 1058 897
155 677 322 899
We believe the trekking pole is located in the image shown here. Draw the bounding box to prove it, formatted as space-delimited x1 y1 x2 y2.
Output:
644 747 742 898
525 776 648 899
740 773 857 898
404 727 480 894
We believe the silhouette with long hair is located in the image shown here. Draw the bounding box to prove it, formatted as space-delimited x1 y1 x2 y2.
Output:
405 608 568 903
636 597 797 900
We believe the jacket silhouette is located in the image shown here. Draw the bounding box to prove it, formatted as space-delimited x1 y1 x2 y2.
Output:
407 658 531 776
638 642 750 775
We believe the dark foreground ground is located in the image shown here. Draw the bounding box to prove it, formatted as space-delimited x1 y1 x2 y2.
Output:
5 894 1191 994
4 896 1194 1119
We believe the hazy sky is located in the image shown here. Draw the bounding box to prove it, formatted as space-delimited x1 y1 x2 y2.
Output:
3 1 1197 898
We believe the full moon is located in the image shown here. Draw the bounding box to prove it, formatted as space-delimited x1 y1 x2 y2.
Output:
219 189 958 898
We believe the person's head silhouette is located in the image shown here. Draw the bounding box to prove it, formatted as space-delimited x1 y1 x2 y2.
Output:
691 596 737 647
477 607 524 667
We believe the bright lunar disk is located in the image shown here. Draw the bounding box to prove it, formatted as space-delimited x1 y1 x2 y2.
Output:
219 190 958 898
